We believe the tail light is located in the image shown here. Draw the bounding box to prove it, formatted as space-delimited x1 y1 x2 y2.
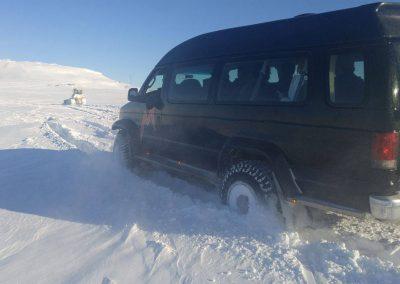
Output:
371 132 399 170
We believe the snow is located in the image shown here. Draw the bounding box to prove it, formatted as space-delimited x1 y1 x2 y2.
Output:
1 60 400 283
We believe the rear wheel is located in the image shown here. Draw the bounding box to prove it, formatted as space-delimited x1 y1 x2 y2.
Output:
113 130 133 168
220 160 278 215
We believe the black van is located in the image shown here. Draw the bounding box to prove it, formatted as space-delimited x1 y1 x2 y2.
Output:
113 2 400 221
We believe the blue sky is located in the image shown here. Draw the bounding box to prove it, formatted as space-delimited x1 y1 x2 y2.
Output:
0 0 386 86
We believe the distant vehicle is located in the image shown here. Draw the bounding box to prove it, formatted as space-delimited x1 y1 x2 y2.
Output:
113 2 400 221
64 88 86 106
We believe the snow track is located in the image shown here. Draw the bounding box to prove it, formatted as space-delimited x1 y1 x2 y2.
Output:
43 117 99 153
1 62 400 283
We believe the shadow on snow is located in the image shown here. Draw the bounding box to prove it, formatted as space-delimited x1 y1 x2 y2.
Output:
0 148 283 240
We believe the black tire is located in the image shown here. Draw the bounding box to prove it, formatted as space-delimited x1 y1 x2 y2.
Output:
219 160 278 214
113 130 133 168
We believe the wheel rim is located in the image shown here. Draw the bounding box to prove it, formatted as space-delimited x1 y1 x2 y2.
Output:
227 181 259 215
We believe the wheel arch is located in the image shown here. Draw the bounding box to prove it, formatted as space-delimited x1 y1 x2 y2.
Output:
218 137 301 197
218 137 285 172
112 119 139 140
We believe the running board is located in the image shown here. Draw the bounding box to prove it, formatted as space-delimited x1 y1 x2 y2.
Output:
135 154 219 185
289 196 366 217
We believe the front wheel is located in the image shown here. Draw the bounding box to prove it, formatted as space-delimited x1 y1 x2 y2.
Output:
219 160 278 215
113 130 133 168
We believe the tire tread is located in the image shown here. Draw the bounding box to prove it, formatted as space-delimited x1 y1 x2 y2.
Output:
220 160 274 204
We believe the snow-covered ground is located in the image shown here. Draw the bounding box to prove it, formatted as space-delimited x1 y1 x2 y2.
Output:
1 60 400 283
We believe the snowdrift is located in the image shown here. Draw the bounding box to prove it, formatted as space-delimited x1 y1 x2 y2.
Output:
0 59 127 89
0 59 129 105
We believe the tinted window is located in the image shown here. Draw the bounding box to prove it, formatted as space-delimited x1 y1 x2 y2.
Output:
218 61 263 102
144 71 164 95
218 57 308 103
329 53 365 105
168 64 214 102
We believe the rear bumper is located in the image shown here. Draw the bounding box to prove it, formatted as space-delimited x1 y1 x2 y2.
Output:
370 193 400 220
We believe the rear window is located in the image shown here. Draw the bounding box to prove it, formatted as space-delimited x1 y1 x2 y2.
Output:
217 57 308 104
329 53 365 105
168 64 214 103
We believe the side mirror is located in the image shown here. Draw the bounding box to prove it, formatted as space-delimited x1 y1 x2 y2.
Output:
127 88 139 101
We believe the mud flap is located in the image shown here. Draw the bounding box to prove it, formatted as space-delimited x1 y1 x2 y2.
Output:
272 170 312 229
272 155 302 198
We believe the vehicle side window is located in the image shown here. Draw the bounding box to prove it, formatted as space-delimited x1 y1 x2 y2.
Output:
218 60 263 102
143 71 165 95
217 57 308 103
168 64 214 102
329 53 365 105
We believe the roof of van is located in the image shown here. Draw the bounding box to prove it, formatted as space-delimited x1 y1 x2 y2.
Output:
157 2 400 66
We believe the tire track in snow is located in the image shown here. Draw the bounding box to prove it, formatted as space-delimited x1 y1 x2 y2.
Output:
82 119 114 139
67 105 119 121
42 117 98 153
41 121 75 150
84 105 118 114
67 106 100 116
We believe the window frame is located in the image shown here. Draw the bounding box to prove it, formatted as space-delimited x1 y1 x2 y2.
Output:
166 61 218 105
325 48 368 108
214 53 311 106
